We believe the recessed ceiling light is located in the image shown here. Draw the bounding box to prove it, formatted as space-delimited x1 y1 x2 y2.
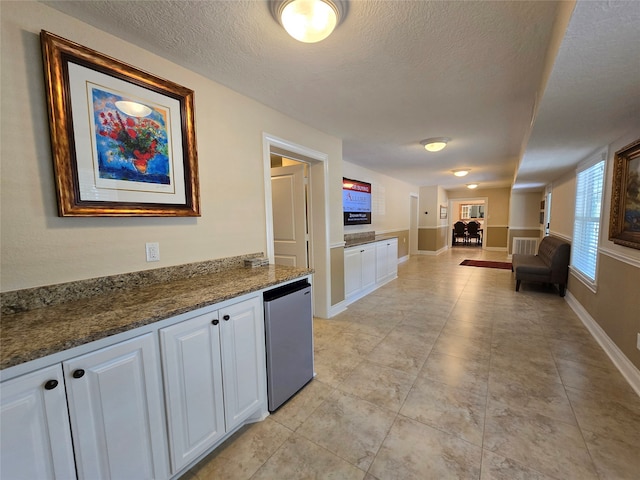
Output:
452 169 469 177
466 183 479 189
420 137 450 152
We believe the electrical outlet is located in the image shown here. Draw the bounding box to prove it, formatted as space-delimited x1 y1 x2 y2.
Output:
145 242 160 262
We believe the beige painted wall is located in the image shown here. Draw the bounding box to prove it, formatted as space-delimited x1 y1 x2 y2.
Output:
1 2 344 293
416 186 449 252
417 227 447 251
508 191 544 253
418 186 438 228
514 130 640 374
555 129 640 370
330 247 345 306
549 171 575 240
418 228 436 251
448 187 511 249
509 191 543 229
569 254 640 369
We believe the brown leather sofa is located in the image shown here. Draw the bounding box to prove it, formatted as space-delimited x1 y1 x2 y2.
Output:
512 236 571 297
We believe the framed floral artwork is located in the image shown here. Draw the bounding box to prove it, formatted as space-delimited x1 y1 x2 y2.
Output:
41 31 200 216
609 138 640 249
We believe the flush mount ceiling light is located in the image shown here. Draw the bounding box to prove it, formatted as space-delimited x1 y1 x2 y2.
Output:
420 137 450 152
270 0 348 43
466 183 479 189
452 169 469 177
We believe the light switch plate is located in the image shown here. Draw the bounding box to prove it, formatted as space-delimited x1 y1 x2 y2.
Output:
146 242 160 262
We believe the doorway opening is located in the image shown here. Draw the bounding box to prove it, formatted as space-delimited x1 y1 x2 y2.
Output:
262 133 331 318
449 198 488 248
544 187 552 236
270 156 309 268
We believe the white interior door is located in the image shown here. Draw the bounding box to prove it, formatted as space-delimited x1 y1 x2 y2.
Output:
271 164 308 267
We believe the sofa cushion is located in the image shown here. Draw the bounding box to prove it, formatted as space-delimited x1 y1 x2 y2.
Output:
513 260 550 276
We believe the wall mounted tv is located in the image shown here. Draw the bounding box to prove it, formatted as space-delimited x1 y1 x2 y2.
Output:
343 177 372 225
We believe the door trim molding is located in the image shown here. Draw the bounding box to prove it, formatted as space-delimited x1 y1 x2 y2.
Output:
262 133 331 318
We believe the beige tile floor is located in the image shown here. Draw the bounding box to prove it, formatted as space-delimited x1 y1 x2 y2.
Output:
185 248 640 480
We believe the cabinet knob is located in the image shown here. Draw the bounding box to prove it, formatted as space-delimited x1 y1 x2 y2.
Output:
44 379 58 390
72 369 85 379
211 319 219 326
360 249 364 253
223 314 230 321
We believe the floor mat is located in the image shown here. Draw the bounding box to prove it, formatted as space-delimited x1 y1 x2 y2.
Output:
460 259 513 270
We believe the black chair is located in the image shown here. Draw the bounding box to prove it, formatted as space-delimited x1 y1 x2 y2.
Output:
453 221 467 245
466 221 481 246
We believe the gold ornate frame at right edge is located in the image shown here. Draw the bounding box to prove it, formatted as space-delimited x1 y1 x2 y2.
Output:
609 138 640 250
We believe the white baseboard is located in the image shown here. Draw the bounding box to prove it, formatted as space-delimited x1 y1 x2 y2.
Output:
417 246 448 256
327 301 347 318
398 255 409 264
484 247 508 252
565 292 640 397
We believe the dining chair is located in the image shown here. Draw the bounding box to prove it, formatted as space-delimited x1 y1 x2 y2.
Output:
466 221 481 246
453 221 467 245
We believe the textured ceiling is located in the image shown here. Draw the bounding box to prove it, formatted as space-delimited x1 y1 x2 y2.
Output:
516 0 640 190
43 0 640 191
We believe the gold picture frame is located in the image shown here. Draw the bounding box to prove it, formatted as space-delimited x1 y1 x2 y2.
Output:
41 31 200 216
609 138 640 249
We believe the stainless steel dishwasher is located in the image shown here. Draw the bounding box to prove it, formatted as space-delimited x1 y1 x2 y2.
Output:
263 279 314 412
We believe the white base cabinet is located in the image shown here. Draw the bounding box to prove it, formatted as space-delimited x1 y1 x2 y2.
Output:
64 333 169 480
376 238 399 284
1 290 275 480
160 296 266 474
345 239 398 304
0 365 76 480
344 243 376 301
1 333 169 480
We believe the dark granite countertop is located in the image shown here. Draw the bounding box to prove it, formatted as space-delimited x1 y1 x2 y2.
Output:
344 234 398 248
0 264 311 371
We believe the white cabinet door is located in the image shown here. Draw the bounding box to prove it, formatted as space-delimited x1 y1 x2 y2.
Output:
376 241 389 283
344 246 362 298
219 296 266 432
160 311 226 473
64 333 169 480
387 239 398 279
376 240 398 284
361 244 377 290
0 365 76 480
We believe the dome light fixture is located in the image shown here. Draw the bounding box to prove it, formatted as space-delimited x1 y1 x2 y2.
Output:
420 137 450 152
466 183 479 189
452 169 469 177
270 0 348 43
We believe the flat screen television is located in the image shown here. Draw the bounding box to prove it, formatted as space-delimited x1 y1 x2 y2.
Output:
343 177 372 225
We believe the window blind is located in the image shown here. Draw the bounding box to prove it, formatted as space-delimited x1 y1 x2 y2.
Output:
571 158 605 284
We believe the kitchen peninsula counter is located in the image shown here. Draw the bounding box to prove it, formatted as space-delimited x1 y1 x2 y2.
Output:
1 261 312 372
